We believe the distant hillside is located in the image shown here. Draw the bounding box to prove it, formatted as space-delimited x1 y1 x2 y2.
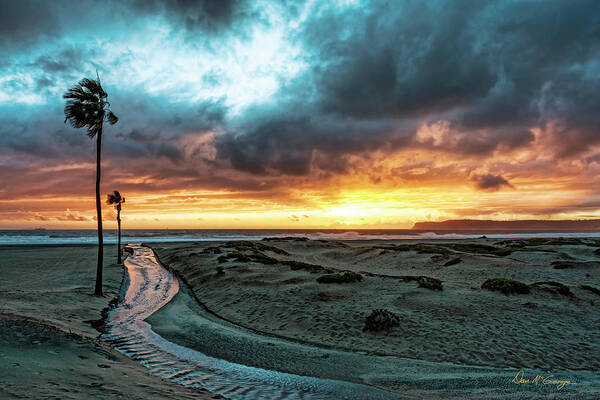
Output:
412 219 600 231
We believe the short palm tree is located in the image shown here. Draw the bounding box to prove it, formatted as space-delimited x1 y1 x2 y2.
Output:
107 190 125 264
64 73 118 296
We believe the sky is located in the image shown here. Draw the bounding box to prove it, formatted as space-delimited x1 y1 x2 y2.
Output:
1 0 600 229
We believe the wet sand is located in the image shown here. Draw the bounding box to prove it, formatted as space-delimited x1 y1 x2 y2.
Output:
152 238 600 398
0 244 211 400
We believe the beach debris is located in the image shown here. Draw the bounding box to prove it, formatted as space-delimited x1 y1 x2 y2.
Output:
481 278 530 295
363 309 400 333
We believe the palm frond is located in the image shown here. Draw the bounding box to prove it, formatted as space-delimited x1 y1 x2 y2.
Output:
106 110 119 125
63 74 116 138
63 86 97 103
106 190 123 205
80 78 106 97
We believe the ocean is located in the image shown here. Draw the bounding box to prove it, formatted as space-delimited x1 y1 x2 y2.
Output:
3 229 600 245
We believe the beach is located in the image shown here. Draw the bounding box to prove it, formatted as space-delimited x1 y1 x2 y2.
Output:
150 237 600 398
5 0 600 397
1 238 599 399
0 244 212 400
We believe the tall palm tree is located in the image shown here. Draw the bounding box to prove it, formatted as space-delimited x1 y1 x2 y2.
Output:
64 73 118 296
107 190 125 264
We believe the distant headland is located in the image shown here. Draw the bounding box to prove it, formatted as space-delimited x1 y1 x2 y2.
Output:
412 219 600 231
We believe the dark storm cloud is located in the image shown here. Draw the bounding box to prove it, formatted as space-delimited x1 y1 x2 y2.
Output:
30 47 99 92
452 128 534 155
471 173 514 191
303 1 495 119
0 91 227 167
0 0 250 53
0 0 60 47
33 47 91 74
302 0 600 125
215 0 600 175
216 104 416 175
129 0 252 33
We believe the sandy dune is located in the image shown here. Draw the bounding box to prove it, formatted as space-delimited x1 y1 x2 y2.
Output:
1 239 598 399
152 238 600 398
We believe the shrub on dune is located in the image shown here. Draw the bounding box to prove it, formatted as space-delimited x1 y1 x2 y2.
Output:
482 278 530 295
363 309 400 333
247 252 278 264
417 276 443 291
317 271 363 284
282 260 333 273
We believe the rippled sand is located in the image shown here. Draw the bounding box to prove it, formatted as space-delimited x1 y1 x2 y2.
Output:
153 238 600 398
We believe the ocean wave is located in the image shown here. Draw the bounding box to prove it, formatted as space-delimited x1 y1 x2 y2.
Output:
3 229 600 245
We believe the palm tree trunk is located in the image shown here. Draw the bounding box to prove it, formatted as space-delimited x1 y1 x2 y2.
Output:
94 125 103 296
117 208 121 264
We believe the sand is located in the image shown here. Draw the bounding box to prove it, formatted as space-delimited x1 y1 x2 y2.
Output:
2 239 599 399
151 238 600 398
0 244 211 400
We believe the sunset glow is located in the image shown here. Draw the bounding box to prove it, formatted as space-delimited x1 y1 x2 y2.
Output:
2 1 600 229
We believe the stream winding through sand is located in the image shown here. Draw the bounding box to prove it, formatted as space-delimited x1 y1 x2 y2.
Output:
101 244 396 399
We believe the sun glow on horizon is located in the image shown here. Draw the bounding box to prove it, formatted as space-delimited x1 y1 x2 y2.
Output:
4 175 599 229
